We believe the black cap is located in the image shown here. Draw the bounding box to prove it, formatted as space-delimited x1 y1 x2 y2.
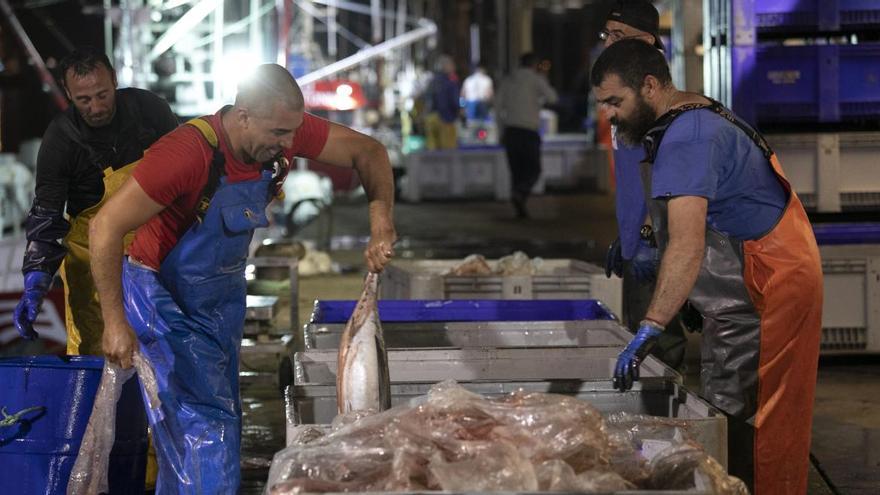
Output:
606 0 665 51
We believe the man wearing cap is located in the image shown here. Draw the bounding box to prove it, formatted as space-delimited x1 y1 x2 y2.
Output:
600 0 690 370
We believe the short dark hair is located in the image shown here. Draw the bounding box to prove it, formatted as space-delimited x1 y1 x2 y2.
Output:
590 38 671 90
519 52 539 67
59 47 114 89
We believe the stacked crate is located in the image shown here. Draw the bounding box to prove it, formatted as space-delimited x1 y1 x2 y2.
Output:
704 0 880 212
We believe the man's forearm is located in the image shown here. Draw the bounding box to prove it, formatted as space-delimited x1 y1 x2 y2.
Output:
644 235 704 326
353 141 395 232
89 218 128 329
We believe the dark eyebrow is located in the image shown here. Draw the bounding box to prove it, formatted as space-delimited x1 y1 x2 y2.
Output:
598 96 622 105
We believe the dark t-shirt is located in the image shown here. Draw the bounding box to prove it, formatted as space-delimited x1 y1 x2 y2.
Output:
22 87 178 274
33 87 179 216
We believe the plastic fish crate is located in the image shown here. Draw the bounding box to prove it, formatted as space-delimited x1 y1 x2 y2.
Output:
755 0 880 32
379 259 623 317
818 244 880 354
285 379 726 470
304 319 631 350
293 346 678 388
753 44 880 124
767 132 880 212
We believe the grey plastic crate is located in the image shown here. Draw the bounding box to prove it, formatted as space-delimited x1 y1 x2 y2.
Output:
303 319 632 350
819 244 880 354
286 379 726 469
294 347 678 387
380 259 623 317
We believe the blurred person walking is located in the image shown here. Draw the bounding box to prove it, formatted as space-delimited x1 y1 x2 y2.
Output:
496 53 558 219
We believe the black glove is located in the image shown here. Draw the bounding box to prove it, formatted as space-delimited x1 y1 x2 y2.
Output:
679 301 703 333
605 237 623 278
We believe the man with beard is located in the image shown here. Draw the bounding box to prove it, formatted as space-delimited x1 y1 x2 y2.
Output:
599 0 689 371
14 47 177 354
592 39 822 495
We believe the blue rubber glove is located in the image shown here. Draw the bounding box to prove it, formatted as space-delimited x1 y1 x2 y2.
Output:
630 238 659 282
604 237 623 278
613 321 663 391
13 271 53 340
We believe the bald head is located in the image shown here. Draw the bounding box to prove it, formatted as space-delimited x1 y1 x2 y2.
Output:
235 64 304 116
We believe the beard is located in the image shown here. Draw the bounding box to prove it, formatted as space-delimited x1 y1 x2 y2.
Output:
611 96 657 147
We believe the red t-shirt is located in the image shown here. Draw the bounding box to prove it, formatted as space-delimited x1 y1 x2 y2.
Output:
128 108 330 269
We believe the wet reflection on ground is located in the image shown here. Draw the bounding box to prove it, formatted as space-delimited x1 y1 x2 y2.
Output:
240 373 285 494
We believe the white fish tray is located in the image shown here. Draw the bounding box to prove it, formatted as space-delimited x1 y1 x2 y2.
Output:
819 244 880 354
293 346 678 387
379 259 623 317
303 319 632 350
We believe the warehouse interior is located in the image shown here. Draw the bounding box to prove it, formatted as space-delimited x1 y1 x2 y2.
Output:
0 1 878 494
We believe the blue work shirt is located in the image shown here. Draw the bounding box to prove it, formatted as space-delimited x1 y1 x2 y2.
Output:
651 109 787 240
613 138 648 260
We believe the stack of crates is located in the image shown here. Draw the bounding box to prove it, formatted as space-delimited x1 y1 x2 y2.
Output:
704 0 880 211
705 0 880 127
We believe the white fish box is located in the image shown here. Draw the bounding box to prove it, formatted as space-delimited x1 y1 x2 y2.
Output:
400 148 522 202
293 347 678 387
769 132 880 212
818 244 880 354
303 319 632 350
379 259 623 317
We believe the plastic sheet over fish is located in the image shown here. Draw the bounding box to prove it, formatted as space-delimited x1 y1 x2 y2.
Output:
265 380 747 494
446 251 545 276
67 352 161 495
336 272 391 414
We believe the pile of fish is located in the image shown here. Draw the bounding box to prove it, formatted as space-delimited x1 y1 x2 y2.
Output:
447 251 545 276
267 380 747 494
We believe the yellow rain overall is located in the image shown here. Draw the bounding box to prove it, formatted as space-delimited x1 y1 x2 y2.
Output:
60 161 138 355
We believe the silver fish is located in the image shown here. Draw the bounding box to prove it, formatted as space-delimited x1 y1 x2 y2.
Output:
336 272 391 414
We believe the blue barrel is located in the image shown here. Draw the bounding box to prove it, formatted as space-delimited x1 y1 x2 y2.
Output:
0 356 147 494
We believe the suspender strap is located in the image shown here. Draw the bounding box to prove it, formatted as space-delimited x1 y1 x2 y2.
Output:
642 99 774 165
185 117 226 223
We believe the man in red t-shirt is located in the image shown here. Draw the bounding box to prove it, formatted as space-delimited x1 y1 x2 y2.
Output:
88 64 395 492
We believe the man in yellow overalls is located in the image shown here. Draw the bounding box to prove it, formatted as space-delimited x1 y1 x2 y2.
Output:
13 46 177 489
14 47 177 352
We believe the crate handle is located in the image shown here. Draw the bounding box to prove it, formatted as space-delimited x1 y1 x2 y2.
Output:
0 405 45 428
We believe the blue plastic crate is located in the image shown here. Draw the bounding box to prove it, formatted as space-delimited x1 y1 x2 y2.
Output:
752 44 880 123
309 299 615 324
755 0 880 31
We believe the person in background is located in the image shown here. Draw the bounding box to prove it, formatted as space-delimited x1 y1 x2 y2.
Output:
425 55 460 150
14 46 177 355
496 52 558 219
599 0 690 370
90 64 396 492
594 39 822 495
461 64 493 124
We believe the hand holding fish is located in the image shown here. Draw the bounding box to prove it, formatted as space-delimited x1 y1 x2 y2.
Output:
364 227 397 273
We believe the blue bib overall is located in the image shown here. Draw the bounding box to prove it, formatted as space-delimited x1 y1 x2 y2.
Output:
123 169 273 494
